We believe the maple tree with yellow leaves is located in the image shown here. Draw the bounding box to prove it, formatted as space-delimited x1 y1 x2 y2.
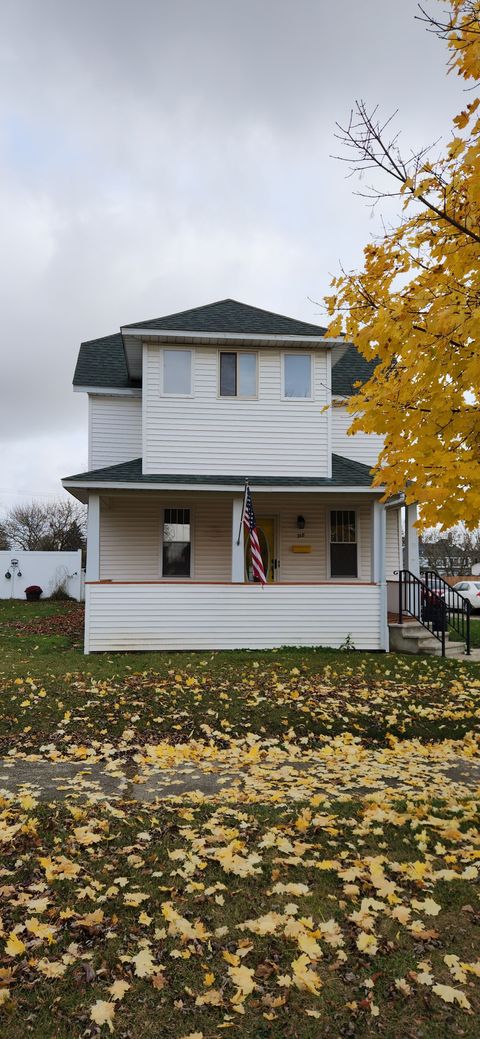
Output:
325 0 480 528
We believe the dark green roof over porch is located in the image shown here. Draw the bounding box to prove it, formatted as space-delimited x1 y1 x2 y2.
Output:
63 454 375 489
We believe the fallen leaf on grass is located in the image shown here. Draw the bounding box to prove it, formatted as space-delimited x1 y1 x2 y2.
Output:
90 999 116 1032
432 983 471 1011
108 979 130 1001
291 954 322 994
131 948 156 978
5 933 25 957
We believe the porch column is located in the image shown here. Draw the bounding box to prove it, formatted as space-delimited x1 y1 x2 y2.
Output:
372 501 388 650
405 502 420 576
86 493 100 582
231 497 244 582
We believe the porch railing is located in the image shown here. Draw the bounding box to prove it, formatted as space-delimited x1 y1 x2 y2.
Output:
397 569 448 656
396 569 471 657
423 570 471 655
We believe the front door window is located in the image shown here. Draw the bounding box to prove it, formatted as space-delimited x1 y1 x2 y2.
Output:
245 517 275 583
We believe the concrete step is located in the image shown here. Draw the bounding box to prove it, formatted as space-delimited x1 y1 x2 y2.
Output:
401 628 437 641
388 620 467 658
423 642 466 658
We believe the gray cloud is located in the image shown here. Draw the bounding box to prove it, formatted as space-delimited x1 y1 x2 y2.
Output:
0 0 466 511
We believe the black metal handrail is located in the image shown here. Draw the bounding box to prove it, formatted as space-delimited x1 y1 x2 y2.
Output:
397 569 448 656
423 570 471 655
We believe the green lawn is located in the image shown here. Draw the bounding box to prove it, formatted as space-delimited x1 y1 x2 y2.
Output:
449 616 480 648
0 600 479 1038
1 600 480 754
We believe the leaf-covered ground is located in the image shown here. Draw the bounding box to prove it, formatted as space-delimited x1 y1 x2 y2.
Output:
0 600 480 1038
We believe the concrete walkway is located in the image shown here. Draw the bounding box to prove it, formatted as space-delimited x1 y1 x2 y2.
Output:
1 754 480 804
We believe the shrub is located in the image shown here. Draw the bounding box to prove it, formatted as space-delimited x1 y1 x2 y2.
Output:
49 578 73 602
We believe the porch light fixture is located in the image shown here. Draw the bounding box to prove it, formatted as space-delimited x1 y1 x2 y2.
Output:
296 515 306 531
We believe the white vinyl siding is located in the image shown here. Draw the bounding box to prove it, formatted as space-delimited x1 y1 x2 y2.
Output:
99 493 231 581
253 493 372 582
331 403 384 468
89 395 142 469
85 582 382 652
143 344 330 477
98 492 374 583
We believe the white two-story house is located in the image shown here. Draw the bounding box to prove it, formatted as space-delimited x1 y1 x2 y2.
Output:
63 298 419 653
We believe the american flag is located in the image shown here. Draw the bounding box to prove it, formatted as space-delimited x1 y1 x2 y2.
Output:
243 484 267 585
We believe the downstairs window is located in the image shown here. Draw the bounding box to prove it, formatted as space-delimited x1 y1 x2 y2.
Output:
162 508 191 577
330 510 358 578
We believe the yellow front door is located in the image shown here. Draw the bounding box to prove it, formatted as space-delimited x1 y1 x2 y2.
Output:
245 516 276 583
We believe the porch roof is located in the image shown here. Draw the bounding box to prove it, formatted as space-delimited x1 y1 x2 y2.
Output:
63 454 380 494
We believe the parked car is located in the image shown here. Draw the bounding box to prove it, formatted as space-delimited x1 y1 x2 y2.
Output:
451 581 480 613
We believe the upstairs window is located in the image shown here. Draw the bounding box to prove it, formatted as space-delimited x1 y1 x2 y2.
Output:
330 510 358 578
162 349 192 395
283 353 312 398
162 508 191 577
219 352 257 398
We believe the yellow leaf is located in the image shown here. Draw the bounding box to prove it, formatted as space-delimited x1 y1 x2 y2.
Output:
5 932 26 957
356 931 378 956
25 918 57 944
228 964 255 1003
108 979 130 1001
412 898 441 917
123 891 149 907
291 954 322 995
432 984 471 1010
76 909 104 927
90 999 116 1032
195 989 223 1006
223 950 240 966
132 948 156 978
37 959 67 978
20 793 37 811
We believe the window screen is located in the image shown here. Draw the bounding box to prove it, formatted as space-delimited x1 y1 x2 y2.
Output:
330 510 357 578
163 508 191 577
163 350 191 394
284 354 311 398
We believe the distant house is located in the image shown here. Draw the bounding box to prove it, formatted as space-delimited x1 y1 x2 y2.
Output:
63 299 419 653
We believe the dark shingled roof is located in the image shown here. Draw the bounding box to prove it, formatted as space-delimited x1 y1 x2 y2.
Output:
73 306 379 394
63 454 374 488
124 298 327 337
332 344 378 397
73 333 133 389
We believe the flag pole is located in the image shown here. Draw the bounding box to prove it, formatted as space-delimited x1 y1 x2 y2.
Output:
236 480 248 546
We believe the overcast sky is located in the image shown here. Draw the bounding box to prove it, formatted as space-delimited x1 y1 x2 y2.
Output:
0 0 466 514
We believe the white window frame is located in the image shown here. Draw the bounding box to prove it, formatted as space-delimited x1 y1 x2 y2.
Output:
160 505 194 580
327 507 359 580
160 348 194 397
217 350 258 400
282 351 313 401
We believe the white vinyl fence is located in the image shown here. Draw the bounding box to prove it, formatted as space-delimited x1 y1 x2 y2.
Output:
0 550 84 601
